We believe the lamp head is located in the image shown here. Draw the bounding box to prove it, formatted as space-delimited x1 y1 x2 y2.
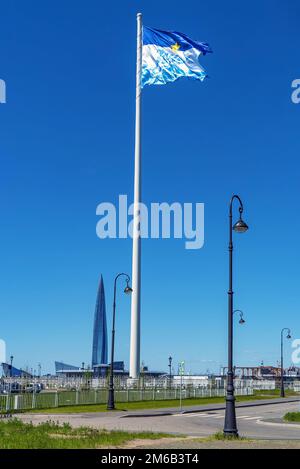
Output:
233 206 248 233
287 333 292 339
124 280 133 295
239 317 246 325
233 218 249 233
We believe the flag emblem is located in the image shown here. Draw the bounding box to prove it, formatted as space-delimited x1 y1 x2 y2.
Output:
171 42 181 52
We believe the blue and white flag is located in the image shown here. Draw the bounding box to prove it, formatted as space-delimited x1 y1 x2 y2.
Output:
142 26 212 88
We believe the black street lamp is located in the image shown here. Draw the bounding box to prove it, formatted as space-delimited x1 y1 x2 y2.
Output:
10 355 14 378
168 356 172 387
224 195 248 438
280 328 291 398
107 273 132 410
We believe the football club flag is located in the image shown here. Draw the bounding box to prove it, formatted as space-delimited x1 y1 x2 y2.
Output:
141 26 212 88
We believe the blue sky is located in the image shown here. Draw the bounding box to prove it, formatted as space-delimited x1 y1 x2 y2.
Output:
0 0 299 374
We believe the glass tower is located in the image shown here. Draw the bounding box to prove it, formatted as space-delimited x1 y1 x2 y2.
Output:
92 275 108 366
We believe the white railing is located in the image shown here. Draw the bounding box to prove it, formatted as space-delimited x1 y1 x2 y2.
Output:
0 386 253 413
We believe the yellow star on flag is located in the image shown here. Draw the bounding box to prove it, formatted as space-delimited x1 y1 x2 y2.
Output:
171 42 180 52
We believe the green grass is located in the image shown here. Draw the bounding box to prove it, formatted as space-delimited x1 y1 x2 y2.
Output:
23 392 286 414
253 389 299 397
0 418 172 449
284 412 300 422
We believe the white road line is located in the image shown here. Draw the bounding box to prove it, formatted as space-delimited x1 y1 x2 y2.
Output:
243 416 262 420
174 413 265 422
173 412 221 418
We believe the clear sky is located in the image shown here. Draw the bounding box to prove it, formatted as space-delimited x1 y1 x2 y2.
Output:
0 0 299 375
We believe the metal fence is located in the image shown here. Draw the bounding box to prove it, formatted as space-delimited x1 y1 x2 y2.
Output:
291 382 300 392
0 386 253 413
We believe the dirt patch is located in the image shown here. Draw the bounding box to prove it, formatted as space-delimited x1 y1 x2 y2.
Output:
121 436 196 449
130 438 300 449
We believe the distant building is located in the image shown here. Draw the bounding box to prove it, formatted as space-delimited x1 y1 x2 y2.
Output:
55 361 125 379
173 375 210 387
2 363 32 378
55 361 81 373
92 275 108 367
221 365 300 379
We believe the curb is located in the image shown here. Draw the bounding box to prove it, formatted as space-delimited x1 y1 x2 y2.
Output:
258 419 300 429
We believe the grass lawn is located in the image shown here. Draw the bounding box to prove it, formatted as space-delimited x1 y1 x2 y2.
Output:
253 389 299 397
22 390 297 414
0 418 172 449
284 412 300 422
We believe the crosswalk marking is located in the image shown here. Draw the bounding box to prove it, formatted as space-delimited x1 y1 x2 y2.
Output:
173 412 261 421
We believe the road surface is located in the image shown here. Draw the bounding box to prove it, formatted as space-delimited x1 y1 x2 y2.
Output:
19 398 300 440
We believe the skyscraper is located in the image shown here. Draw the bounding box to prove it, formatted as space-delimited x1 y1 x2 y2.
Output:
92 275 108 367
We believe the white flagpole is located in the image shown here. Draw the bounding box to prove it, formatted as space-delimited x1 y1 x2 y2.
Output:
129 12 142 380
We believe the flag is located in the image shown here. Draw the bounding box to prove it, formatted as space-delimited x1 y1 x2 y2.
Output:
141 26 212 88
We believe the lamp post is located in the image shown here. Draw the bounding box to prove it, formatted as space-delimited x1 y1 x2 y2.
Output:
224 195 249 437
168 356 172 388
10 355 13 378
107 273 132 410
280 328 291 398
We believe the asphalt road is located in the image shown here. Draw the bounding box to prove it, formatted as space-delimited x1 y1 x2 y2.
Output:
19 398 300 440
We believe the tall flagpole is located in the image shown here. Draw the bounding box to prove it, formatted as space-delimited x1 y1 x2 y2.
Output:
129 12 142 380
